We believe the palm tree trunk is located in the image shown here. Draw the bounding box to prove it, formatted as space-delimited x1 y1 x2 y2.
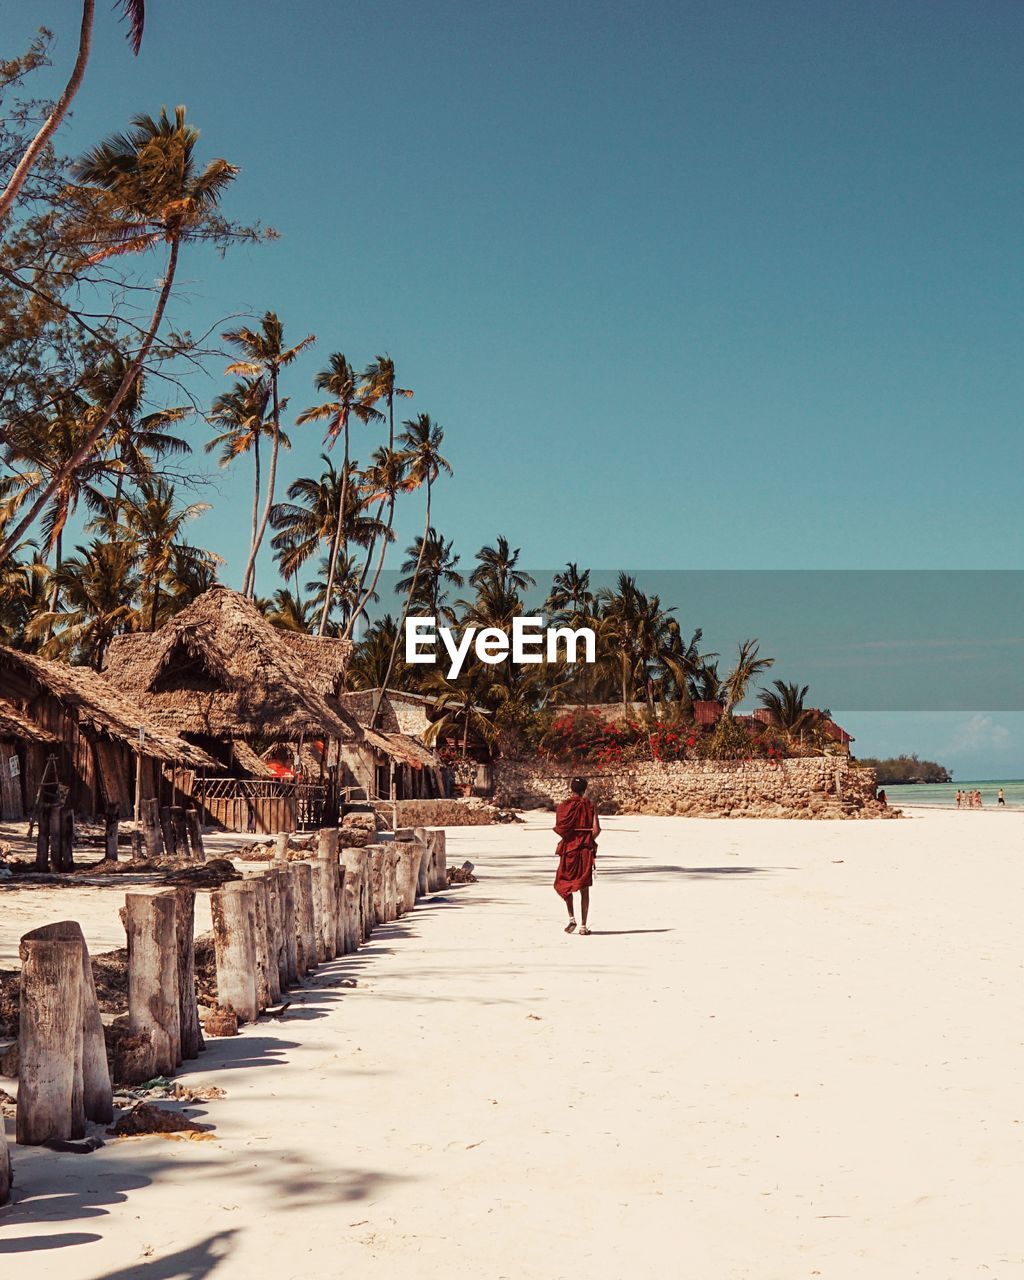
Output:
0 0 95 222
250 433 261 584
1 237 180 561
318 430 348 636
244 367 279 597
373 479 431 726
342 494 391 642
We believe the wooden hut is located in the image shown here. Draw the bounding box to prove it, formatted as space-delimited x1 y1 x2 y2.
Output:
102 587 364 832
337 689 444 800
0 646 214 822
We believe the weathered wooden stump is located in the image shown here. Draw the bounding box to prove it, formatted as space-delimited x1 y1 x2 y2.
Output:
0 1124 10 1205
396 843 422 915
316 829 340 960
211 882 258 1024
340 847 367 949
141 797 163 860
103 805 120 863
427 828 448 892
413 826 430 897
367 845 387 926
333 862 348 956
264 869 289 993
274 832 289 862
279 865 299 985
292 861 317 973
384 846 400 922
17 920 113 1145
173 887 203 1060
125 890 181 1075
170 806 190 860
34 802 51 870
185 808 205 860
159 804 177 857
247 873 273 1008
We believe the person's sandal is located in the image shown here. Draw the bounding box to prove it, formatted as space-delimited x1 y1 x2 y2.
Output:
564 920 577 933
579 926 590 935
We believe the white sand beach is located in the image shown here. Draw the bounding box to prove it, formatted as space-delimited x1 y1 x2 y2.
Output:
3 807 1024 1279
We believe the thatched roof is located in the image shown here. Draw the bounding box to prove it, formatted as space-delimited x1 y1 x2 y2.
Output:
288 633 351 698
0 646 214 766
102 586 362 743
0 696 57 744
359 725 439 769
339 688 435 736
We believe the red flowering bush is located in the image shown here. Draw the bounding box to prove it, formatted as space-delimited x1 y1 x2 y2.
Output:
539 709 646 767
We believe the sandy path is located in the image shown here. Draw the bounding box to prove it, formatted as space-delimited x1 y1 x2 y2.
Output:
3 809 1023 1279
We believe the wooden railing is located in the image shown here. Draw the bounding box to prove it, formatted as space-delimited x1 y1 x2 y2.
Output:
181 776 329 834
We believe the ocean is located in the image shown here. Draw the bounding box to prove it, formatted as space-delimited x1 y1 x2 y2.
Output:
883 779 1024 810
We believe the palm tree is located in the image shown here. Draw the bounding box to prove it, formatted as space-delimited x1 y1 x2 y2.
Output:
360 355 412 453
305 552 376 636
595 573 676 709
757 680 827 740
346 614 401 690
469 535 536 600
342 447 406 640
0 550 50 650
0 0 145 222
421 661 497 757
92 478 214 628
222 312 314 596
261 589 316 634
296 353 384 634
205 376 277 579
269 455 384 604
374 415 453 722
721 639 775 716
395 529 463 622
545 563 595 626
25 539 140 668
1 106 239 560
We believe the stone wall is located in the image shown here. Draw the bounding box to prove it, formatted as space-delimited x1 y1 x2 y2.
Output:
492 756 891 819
372 797 504 828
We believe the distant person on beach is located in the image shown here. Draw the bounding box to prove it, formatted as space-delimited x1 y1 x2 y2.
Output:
998 788 1005 806
877 788 887 807
553 776 599 935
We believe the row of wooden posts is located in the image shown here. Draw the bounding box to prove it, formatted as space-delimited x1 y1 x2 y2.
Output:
1 826 447 1204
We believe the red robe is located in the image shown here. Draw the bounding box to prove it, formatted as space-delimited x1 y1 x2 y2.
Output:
553 795 597 898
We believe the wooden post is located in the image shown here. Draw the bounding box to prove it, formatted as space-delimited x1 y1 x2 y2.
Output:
16 920 113 1145
34 801 50 871
367 845 386 926
385 846 400 922
103 805 120 863
211 882 258 1024
264 869 289 993
159 805 177 858
185 808 205 861
125 890 181 1076
174 887 203 1060
16 928 83 1144
413 826 430 897
141 797 163 859
309 852 327 963
396 843 421 915
279 865 299 985
292 861 317 973
427 828 447 891
274 831 289 862
340 848 366 946
333 862 347 956
46 801 62 872
59 805 75 871
170 806 190 861
250 874 275 1007
0 1124 10 1205
316 829 339 960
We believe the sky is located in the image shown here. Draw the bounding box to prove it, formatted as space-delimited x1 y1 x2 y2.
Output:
5 1 1023 774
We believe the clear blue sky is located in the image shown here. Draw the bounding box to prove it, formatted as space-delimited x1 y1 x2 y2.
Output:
9 1 1024 773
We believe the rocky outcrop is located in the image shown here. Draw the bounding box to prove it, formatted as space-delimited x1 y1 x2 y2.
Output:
492 756 894 819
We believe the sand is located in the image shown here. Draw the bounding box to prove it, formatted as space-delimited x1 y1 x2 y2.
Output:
2 807 1023 1279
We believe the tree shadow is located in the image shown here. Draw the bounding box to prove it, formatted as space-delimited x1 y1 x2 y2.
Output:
82 1229 238 1280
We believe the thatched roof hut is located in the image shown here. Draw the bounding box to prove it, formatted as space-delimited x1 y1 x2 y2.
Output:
0 644 215 821
102 587 362 748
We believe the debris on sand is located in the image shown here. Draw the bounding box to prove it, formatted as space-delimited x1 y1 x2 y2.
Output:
202 1004 238 1037
104 1020 155 1086
448 861 478 885
108 1102 212 1137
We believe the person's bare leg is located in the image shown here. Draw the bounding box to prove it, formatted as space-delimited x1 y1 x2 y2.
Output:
564 893 576 932
579 886 590 932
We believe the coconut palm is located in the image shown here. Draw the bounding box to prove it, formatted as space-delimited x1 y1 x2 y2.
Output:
0 0 145 222
205 376 279 579
342 447 406 640
1 105 239 560
395 529 463 622
222 312 313 596
304 552 375 635
595 573 676 709
360 354 412 453
721 639 775 716
757 680 827 739
421 661 497 757
296 353 384 634
374 415 453 721
0 550 50 650
346 614 402 690
25 539 141 668
261 589 316 634
545 563 595 627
